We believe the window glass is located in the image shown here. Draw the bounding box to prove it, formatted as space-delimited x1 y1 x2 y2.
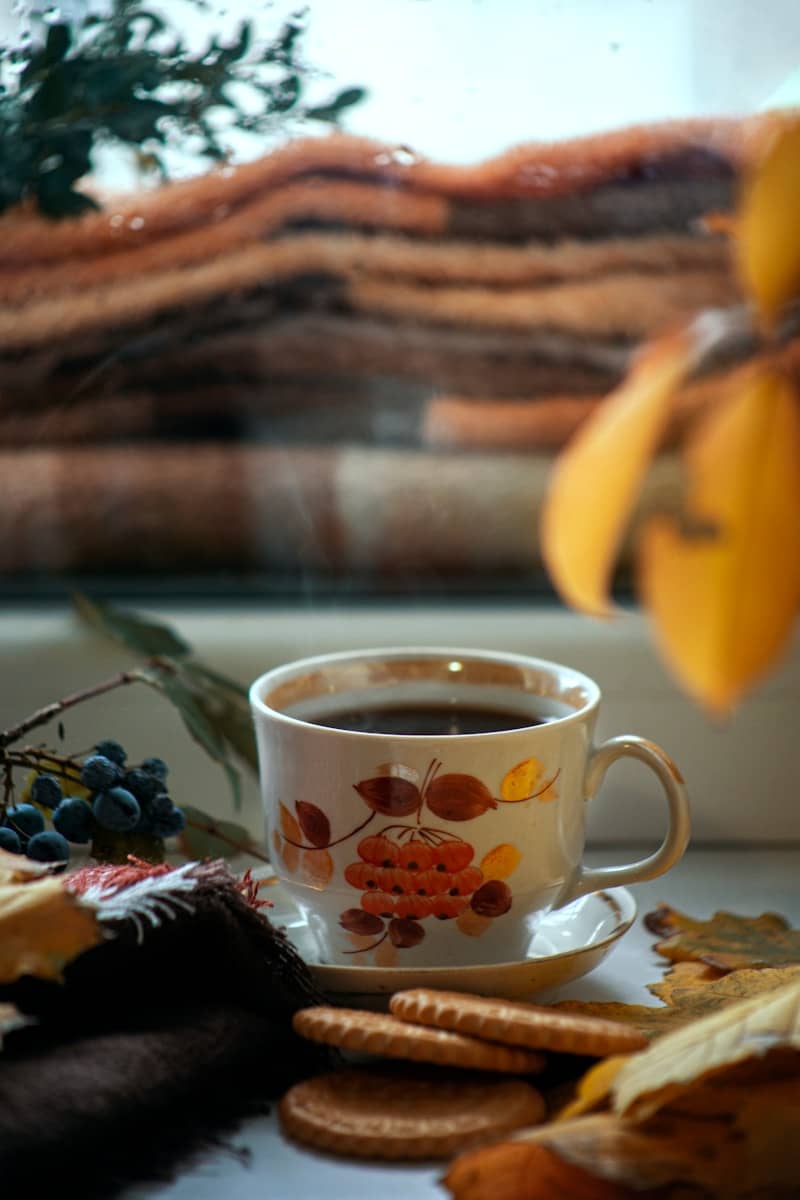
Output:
1 0 798 601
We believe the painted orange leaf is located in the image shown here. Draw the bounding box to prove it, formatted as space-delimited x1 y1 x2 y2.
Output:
456 907 493 937
300 847 333 890
501 758 542 801
541 331 692 616
271 830 300 874
737 119 800 327
479 842 522 881
279 803 301 841
639 367 800 713
0 876 102 984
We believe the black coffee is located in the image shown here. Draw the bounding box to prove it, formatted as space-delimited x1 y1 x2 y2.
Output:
307 702 549 736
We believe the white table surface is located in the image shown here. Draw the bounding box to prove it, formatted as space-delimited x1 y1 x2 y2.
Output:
128 847 799 1200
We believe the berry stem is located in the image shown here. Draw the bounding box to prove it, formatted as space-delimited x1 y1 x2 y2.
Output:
0 670 150 749
417 756 441 825
342 930 387 955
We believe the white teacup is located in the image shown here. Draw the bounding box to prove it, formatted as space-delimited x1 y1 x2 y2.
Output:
249 647 690 968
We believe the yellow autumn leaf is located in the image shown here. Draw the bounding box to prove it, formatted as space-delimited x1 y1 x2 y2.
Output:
612 975 800 1121
541 331 692 615
558 1055 631 1120
0 876 102 984
0 848 49 885
639 367 800 714
501 758 542 801
479 842 522 881
737 120 800 327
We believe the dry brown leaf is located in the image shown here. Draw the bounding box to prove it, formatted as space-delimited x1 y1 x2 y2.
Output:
645 905 800 972
612 977 800 1120
648 960 726 1003
0 875 102 984
556 965 800 1040
443 1137 639 1200
518 1111 730 1194
507 1083 800 1197
541 330 692 616
638 366 800 714
737 119 800 326
518 1080 800 1195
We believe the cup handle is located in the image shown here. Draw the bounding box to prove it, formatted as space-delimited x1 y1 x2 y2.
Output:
559 734 691 905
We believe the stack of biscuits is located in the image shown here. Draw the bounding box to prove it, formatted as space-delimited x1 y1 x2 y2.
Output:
0 115 788 579
281 988 646 1159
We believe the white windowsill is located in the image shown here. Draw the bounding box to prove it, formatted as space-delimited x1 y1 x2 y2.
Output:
0 604 798 844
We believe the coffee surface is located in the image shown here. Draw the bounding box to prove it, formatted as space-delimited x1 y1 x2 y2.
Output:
306 702 548 736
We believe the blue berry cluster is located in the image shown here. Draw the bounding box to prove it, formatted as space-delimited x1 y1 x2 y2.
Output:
0 741 185 865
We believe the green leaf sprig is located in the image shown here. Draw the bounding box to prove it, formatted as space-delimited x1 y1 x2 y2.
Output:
0 2 366 218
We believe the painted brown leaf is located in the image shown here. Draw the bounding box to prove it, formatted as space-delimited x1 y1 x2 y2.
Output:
644 905 800 972
340 909 384 936
295 800 331 848
470 879 512 917
354 776 420 817
426 773 497 822
389 917 425 948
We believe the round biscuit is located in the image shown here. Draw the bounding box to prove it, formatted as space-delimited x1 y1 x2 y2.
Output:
389 988 648 1055
279 1068 546 1159
291 1006 545 1073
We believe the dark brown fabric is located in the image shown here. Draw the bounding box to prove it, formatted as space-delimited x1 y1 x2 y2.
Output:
0 864 329 1196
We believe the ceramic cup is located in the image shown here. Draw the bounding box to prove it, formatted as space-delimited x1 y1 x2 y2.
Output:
249 647 690 968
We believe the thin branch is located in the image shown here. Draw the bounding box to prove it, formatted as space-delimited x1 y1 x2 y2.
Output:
0 670 148 749
185 816 271 863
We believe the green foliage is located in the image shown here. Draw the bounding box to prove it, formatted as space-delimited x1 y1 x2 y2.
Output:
180 804 256 860
0 2 366 218
74 593 257 809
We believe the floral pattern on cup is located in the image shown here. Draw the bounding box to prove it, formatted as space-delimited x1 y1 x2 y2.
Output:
271 756 559 953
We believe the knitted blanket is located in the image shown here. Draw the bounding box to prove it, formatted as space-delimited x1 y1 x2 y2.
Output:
0 858 327 1197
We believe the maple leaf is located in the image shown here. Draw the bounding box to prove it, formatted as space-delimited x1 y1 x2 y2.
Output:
448 984 800 1200
645 904 800 971
555 964 800 1041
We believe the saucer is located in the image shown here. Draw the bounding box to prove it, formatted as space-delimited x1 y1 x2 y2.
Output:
268 887 636 1002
